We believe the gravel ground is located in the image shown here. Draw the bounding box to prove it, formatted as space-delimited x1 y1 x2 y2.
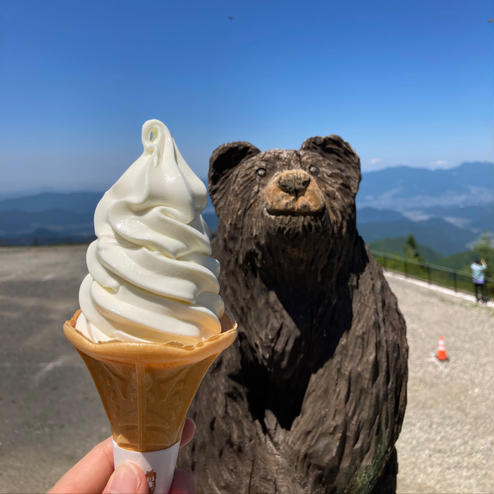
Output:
0 246 492 493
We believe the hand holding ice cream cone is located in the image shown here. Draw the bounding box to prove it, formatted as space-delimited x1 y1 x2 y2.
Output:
49 419 195 494
63 119 236 494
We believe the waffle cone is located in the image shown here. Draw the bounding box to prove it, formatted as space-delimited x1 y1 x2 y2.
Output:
64 310 237 452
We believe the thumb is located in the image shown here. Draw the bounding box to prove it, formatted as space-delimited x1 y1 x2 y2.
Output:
103 461 148 494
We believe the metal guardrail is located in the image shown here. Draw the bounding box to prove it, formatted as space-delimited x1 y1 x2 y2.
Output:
371 250 493 301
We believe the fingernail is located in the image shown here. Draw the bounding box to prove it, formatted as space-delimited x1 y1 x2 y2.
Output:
110 462 141 494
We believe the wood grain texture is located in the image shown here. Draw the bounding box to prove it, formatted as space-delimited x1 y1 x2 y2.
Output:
179 135 408 494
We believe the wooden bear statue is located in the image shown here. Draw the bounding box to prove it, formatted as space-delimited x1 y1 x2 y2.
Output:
180 135 408 494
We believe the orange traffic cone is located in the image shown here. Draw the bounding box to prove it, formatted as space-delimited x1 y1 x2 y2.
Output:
436 336 449 361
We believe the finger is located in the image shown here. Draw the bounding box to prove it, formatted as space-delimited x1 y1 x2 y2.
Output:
180 418 196 448
170 468 194 494
103 461 148 494
49 437 114 494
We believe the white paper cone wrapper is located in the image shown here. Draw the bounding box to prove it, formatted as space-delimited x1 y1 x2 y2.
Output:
113 440 180 494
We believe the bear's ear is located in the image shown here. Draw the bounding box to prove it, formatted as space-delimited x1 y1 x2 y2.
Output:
208 141 261 194
301 135 361 195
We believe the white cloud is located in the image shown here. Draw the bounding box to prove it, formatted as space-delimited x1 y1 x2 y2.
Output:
370 157 381 165
430 159 448 166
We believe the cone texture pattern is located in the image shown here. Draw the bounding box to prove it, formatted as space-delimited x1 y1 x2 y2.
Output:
64 310 236 451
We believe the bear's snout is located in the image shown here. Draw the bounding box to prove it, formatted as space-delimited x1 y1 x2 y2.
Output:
264 169 325 216
277 171 311 197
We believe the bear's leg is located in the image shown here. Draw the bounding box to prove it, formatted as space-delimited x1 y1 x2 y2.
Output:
370 448 398 494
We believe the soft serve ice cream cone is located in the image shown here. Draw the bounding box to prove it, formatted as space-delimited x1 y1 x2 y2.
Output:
63 119 236 494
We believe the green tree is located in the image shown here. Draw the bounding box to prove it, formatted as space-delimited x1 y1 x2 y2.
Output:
405 234 421 262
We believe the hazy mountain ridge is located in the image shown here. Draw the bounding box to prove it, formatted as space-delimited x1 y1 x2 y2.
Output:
358 161 493 210
0 209 93 234
357 217 476 256
0 191 103 214
356 204 492 255
0 162 492 253
400 204 492 232
355 161 493 254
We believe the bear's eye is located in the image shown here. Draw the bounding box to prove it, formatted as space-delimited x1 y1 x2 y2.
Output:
309 165 320 176
256 167 267 177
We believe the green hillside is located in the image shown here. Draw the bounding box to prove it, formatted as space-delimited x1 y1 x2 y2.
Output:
439 251 477 274
358 218 476 256
368 237 480 272
368 237 443 264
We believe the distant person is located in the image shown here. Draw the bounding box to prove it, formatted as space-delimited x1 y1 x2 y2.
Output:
470 258 487 303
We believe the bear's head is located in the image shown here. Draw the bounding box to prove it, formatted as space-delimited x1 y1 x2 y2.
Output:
209 135 361 276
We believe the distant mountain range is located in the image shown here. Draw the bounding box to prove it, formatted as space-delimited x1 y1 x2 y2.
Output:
355 161 493 255
357 212 477 256
0 192 102 245
357 161 493 210
0 191 103 214
0 162 492 255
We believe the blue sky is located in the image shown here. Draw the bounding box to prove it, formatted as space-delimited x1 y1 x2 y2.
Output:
0 0 492 194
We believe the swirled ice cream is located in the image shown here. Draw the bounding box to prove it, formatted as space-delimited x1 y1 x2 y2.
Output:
76 119 224 344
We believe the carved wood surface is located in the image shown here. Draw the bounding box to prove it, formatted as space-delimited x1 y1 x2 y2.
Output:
180 136 408 494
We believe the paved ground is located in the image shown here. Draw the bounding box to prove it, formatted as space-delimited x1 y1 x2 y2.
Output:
0 246 492 493
0 246 109 493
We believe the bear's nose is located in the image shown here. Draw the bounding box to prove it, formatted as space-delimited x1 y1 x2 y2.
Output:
277 171 311 197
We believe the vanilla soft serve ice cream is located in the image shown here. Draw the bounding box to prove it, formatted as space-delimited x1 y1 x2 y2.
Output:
76 119 224 344
64 119 236 492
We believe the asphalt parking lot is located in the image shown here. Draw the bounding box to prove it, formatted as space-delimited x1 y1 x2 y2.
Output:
0 245 492 493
